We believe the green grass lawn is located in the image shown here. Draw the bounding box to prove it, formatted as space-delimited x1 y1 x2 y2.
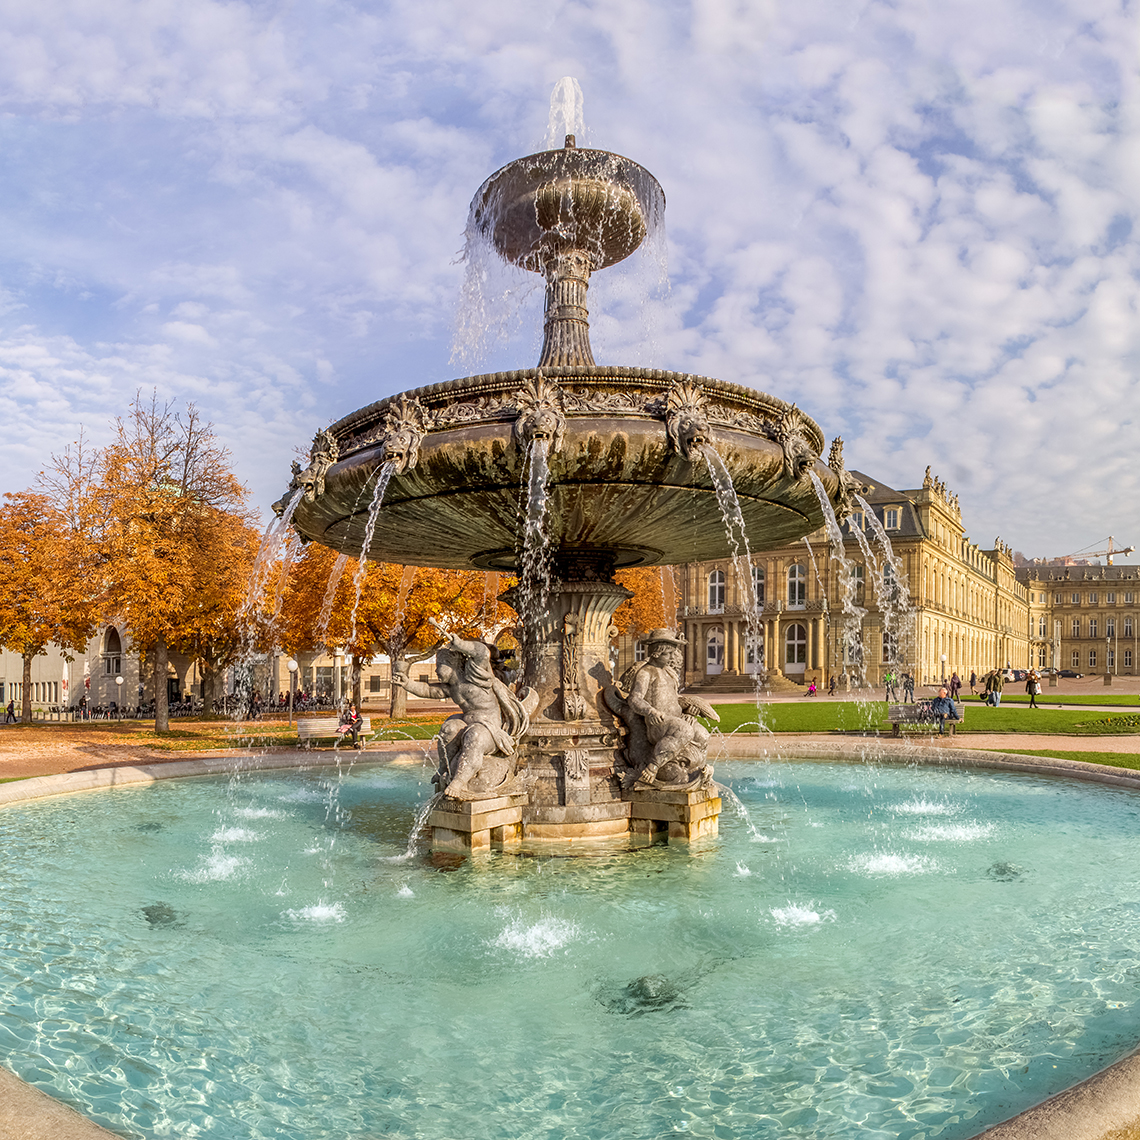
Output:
709 700 1140 736
989 749 1140 772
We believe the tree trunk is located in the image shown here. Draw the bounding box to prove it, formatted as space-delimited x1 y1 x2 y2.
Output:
201 661 219 714
389 654 408 719
153 637 169 733
20 652 33 724
351 654 363 710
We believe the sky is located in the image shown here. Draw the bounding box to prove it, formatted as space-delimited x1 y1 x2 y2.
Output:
0 0 1137 561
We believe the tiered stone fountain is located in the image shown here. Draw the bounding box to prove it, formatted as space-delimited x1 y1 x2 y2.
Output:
278 136 859 851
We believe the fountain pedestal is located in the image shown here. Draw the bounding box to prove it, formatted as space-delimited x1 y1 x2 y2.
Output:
427 792 528 853
629 786 721 842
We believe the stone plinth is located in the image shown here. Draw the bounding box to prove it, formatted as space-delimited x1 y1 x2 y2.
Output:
427 792 528 853
627 786 721 842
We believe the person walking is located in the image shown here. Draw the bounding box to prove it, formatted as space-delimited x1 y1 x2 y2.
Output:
1026 669 1041 709
969 670 977 695
903 672 915 702
949 672 961 700
4 699 14 724
990 669 1005 707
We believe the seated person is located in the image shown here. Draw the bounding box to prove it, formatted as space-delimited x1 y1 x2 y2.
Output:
337 704 364 748
930 687 959 736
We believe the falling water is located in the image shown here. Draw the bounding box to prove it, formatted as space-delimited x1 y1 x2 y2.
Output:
244 487 305 619
542 77 587 150
317 554 350 645
716 782 768 844
659 565 678 627
702 446 764 686
384 792 443 863
858 494 918 684
803 537 827 606
809 472 868 690
347 462 397 646
517 438 553 678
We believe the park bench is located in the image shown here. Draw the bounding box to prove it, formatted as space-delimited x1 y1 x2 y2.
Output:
887 701 965 737
296 716 374 750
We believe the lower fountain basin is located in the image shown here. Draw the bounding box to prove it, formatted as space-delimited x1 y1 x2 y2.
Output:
3 758 1139 1139
288 367 841 568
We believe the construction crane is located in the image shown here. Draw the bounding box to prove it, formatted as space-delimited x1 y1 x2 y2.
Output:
1064 536 1136 565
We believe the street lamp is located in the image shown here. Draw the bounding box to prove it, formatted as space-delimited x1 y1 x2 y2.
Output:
115 675 123 723
287 658 299 726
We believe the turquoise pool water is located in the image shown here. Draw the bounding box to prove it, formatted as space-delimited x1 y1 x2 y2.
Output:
2 759 1139 1139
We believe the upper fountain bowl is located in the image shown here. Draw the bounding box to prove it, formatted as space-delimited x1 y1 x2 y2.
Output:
471 142 665 272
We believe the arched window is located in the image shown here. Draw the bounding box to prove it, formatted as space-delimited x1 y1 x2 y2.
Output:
784 623 807 667
103 627 122 676
787 564 806 608
706 627 724 674
708 570 726 613
751 565 765 604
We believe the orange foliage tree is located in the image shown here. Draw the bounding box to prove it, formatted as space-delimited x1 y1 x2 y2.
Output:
278 546 515 716
94 392 256 731
613 566 679 641
0 491 99 723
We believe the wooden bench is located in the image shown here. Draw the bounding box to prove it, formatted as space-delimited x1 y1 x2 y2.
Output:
296 716 374 749
887 701 965 737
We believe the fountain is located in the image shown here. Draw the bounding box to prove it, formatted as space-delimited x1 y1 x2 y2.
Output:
275 132 859 851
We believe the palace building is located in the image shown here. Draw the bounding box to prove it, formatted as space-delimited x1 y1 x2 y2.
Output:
622 466 1035 690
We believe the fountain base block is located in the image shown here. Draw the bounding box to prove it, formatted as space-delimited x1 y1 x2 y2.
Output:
427 793 529 853
628 787 722 842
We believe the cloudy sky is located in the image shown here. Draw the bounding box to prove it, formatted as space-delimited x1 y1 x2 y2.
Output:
0 0 1136 561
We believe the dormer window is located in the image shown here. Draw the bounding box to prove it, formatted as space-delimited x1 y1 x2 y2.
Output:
884 508 900 529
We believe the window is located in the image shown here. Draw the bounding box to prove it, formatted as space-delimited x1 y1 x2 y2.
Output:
1090 619 1098 638
706 628 724 672
1126 618 1134 638
882 631 894 663
885 508 900 529
1090 592 1098 604
851 563 865 599
1055 593 1062 604
708 570 725 613
634 641 646 662
752 565 765 604
1089 649 1098 668
848 511 864 531
1127 593 1135 604
1072 592 1081 604
1038 616 1046 638
1108 649 1116 669
368 675 385 692
1107 618 1116 638
103 656 121 675
787 564 807 608
1072 618 1081 638
1072 651 1081 668
1126 649 1133 669
1108 592 1116 604
784 623 807 665
1038 646 1047 666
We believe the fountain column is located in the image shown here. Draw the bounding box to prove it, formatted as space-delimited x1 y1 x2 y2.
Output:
538 249 595 367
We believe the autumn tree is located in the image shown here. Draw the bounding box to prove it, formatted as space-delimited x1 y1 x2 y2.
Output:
279 547 513 716
0 491 99 723
95 392 255 732
613 565 679 640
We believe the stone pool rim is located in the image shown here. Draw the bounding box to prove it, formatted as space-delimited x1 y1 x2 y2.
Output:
2 741 1139 1140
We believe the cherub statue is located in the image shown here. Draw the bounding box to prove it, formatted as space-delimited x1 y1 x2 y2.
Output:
393 619 538 800
604 629 719 791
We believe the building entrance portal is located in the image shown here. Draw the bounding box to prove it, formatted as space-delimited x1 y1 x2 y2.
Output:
706 627 724 675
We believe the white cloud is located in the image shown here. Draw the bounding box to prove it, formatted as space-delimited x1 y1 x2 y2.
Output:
0 0 1134 557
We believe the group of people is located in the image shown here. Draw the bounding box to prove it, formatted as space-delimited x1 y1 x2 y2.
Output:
884 670 917 701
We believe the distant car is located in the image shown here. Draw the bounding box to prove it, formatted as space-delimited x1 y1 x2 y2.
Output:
1009 669 1028 683
1057 669 1084 678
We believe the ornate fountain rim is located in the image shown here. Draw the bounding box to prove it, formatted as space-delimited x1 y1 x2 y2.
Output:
329 366 826 457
